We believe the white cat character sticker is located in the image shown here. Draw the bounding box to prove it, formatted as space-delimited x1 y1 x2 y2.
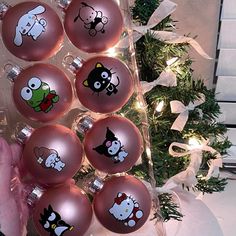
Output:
14 5 47 46
109 192 144 227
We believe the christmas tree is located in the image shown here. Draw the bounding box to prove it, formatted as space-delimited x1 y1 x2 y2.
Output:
128 0 231 222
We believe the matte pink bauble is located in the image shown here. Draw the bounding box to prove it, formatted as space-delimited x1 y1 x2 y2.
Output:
1 1 63 61
12 63 73 122
75 56 134 113
64 0 123 53
21 124 83 186
93 175 152 234
84 115 143 174
33 184 92 236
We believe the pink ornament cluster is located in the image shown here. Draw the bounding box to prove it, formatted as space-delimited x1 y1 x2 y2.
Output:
1 0 152 235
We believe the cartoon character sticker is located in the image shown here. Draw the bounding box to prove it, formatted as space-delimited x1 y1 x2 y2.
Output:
93 127 128 163
83 63 120 96
39 205 74 236
20 77 59 113
109 192 144 227
14 5 47 46
34 147 65 172
74 2 108 37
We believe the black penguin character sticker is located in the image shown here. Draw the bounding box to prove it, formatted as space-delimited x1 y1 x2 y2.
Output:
39 205 74 236
74 2 108 37
83 63 120 96
93 127 128 163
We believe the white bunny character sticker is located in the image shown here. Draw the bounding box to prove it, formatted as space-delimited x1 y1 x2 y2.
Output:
14 5 47 46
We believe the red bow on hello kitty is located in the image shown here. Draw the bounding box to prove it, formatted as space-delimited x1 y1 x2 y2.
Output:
114 193 127 205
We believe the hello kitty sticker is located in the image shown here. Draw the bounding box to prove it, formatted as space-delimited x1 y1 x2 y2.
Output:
34 147 65 172
83 63 120 96
14 5 47 46
74 2 108 37
109 192 144 227
39 205 74 236
93 128 128 163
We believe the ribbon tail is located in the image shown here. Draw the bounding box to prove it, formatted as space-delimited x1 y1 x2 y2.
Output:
147 0 177 26
150 30 212 59
171 111 189 131
117 31 143 48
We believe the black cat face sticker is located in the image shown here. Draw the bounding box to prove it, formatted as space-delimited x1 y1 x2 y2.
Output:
74 2 108 37
83 63 120 96
39 205 74 236
93 127 128 163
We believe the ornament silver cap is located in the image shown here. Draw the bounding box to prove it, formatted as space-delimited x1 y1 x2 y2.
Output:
15 123 34 145
88 177 104 194
70 57 83 72
4 64 22 82
0 2 10 20
57 0 72 9
26 185 45 207
75 115 94 135
63 55 84 73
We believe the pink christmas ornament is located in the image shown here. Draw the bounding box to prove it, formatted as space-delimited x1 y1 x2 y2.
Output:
74 56 134 113
33 184 92 236
16 124 83 187
82 115 143 174
63 0 123 53
93 175 152 234
9 63 73 123
1 1 63 61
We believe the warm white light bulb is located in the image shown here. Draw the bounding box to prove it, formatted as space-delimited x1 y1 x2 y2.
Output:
155 101 165 112
188 137 202 148
106 47 117 57
135 101 144 110
166 57 178 66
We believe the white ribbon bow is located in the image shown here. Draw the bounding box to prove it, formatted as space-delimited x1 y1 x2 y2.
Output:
141 69 177 94
162 139 222 190
119 0 212 59
170 93 205 131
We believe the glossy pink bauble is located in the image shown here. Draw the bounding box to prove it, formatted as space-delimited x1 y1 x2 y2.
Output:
64 0 123 53
13 63 73 122
2 1 63 61
84 115 143 174
21 124 83 186
75 56 134 113
33 184 92 236
93 175 152 234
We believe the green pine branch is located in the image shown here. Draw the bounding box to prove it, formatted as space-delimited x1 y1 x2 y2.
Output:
130 0 231 222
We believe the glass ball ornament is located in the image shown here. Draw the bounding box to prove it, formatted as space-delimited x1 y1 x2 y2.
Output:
1 1 64 61
63 0 123 53
92 175 152 234
80 115 143 174
15 124 83 187
32 184 92 236
74 56 134 113
7 63 73 123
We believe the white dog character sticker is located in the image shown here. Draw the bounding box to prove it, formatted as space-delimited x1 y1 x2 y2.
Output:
14 5 47 46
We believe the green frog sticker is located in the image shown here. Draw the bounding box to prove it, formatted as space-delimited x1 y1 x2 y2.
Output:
20 77 59 113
